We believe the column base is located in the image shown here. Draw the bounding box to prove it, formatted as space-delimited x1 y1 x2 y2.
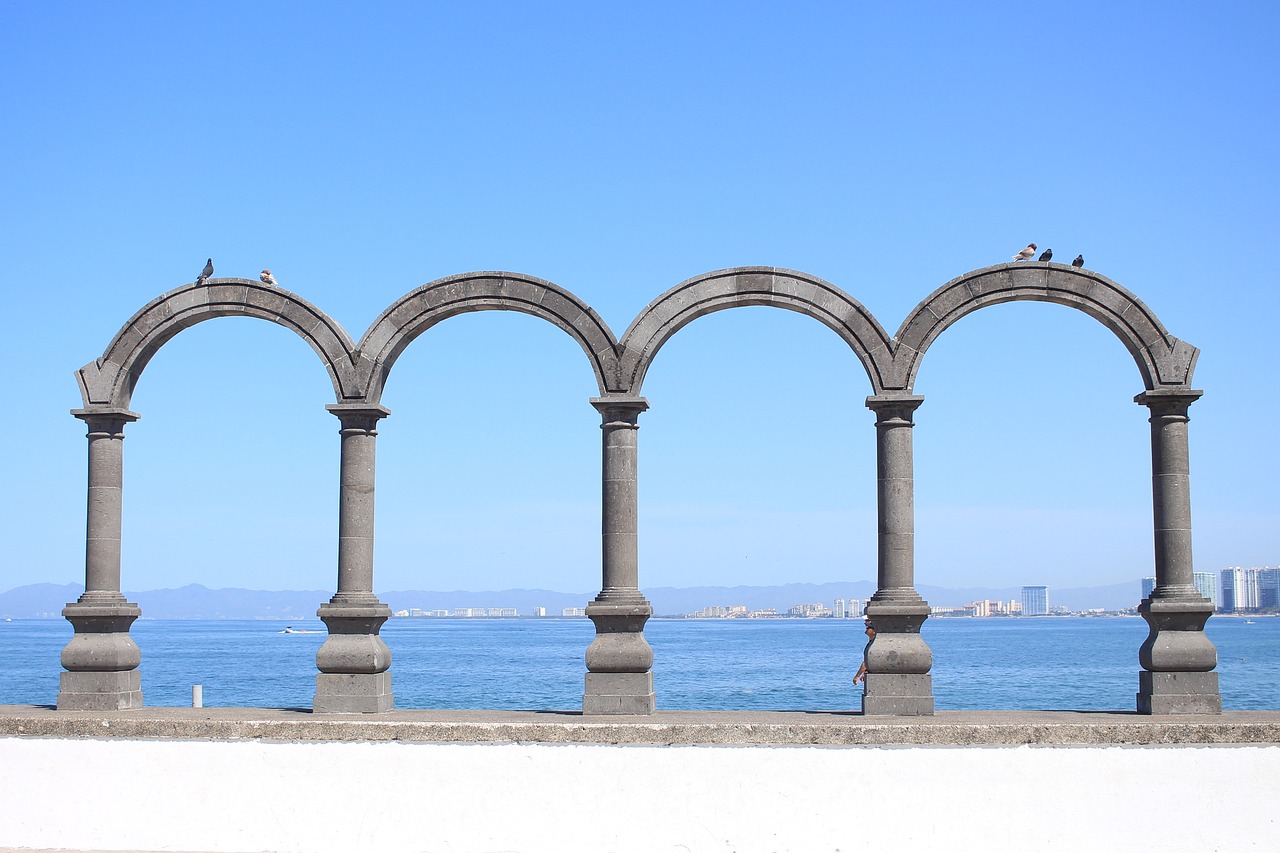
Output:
57 670 142 711
861 673 933 716
1137 671 1221 715
583 672 655 715
314 672 394 714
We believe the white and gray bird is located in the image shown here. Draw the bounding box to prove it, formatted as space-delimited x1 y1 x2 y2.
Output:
1071 254 1084 268
1013 243 1037 261
196 258 214 286
260 269 277 285
1038 248 1053 262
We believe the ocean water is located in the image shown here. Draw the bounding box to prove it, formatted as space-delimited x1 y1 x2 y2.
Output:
1 616 1276 711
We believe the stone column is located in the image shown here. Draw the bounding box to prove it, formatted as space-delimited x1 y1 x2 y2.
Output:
583 396 655 714
59 408 144 710
314 403 394 713
1134 389 1220 714
861 394 933 715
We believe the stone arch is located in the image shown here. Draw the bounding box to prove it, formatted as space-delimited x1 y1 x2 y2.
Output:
617 267 895 395
75 279 359 409
887 263 1200 392
353 272 621 402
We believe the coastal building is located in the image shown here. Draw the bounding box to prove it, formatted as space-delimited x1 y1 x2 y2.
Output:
1261 568 1280 610
533 607 546 617
1142 577 1156 599
834 599 846 619
1193 571 1219 610
1022 586 1049 617
1221 568 1261 612
561 607 587 617
787 603 832 618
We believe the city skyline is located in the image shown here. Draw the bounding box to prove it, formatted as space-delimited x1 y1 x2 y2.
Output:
2 5 1277 596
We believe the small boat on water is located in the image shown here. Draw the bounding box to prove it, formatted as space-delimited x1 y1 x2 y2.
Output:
280 626 318 634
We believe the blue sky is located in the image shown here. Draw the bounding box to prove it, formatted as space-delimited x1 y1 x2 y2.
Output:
1 2 1276 596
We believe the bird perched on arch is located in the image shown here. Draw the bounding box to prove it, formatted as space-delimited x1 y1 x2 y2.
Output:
1013 243 1037 261
260 269 277 285
1038 248 1053 262
1071 254 1084 268
195 258 214 286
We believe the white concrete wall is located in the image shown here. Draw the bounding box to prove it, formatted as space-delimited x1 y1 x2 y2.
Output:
1 737 1276 852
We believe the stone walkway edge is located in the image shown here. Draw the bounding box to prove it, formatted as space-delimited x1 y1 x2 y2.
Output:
3 705 1278 746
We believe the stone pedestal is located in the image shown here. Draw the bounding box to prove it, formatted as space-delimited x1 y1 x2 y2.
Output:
58 594 144 710
58 670 143 711
1138 672 1221 715
584 600 655 714
315 672 394 714
583 672 656 715
861 603 933 716
862 673 934 716
1136 595 1220 715
314 600 394 714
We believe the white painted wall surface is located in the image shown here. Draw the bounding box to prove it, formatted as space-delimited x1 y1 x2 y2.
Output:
1 737 1276 853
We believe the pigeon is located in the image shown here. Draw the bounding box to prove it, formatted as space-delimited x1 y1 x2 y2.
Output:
1013 243 1037 261
260 269 277 285
1071 254 1084 268
196 258 214 286
1038 248 1053 262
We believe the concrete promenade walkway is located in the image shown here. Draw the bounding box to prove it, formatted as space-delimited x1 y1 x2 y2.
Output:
3 704 1278 746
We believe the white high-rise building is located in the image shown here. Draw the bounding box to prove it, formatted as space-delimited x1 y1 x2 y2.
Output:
1021 586 1049 617
1193 571 1219 610
1221 568 1260 612
834 599 847 619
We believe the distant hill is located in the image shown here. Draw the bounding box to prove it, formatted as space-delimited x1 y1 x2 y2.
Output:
1 578 1146 619
0 583 85 618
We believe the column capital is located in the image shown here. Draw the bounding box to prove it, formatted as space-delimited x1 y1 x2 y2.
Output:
326 402 391 431
590 396 649 424
1134 388 1203 415
865 394 924 423
71 407 140 433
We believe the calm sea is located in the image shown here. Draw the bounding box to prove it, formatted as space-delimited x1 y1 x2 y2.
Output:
1 616 1276 711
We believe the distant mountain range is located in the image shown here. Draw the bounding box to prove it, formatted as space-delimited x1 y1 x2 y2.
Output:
0 579 1145 620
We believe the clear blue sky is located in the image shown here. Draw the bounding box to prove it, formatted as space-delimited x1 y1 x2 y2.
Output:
1 2 1276 596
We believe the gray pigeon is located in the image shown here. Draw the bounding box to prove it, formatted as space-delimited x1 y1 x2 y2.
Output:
1071 254 1084 268
196 258 214 286
1013 243 1037 261
1038 248 1053 262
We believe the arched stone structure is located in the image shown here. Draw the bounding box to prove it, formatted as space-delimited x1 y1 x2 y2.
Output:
75 279 359 410
60 280 359 711
330 273 635 713
353 272 622 401
617 267 894 395
885 263 1199 393
888 262 1218 714
59 263 1218 717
